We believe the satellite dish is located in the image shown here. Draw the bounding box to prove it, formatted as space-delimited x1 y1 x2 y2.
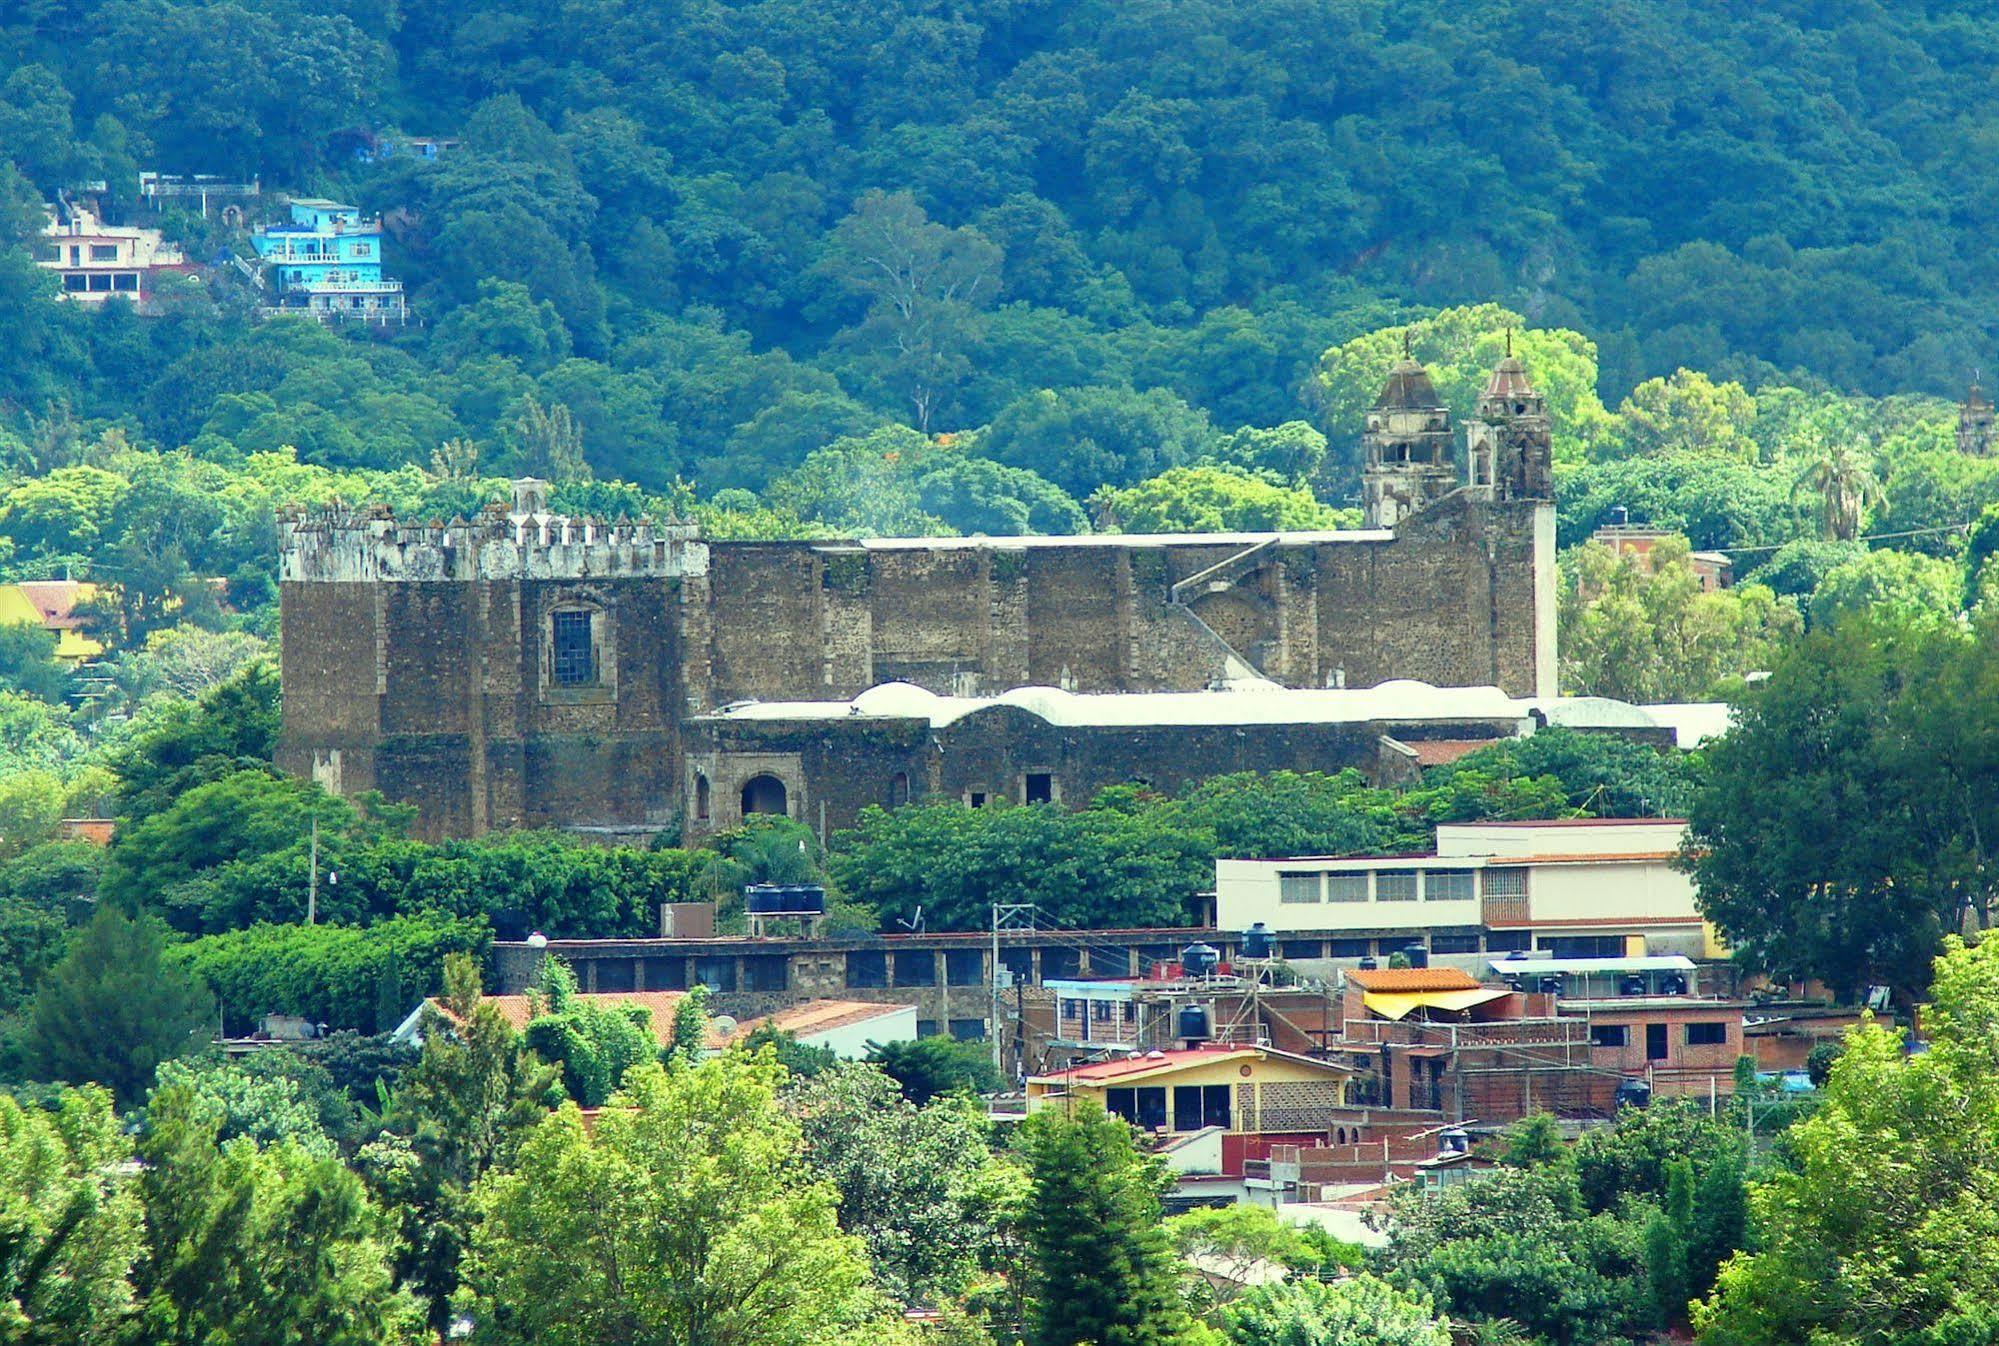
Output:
710 1015 739 1036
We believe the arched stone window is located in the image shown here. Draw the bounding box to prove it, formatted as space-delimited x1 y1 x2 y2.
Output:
741 774 788 817
888 772 909 807
693 772 712 821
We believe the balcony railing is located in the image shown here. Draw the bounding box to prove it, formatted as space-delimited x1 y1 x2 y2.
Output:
264 248 382 266
275 276 404 294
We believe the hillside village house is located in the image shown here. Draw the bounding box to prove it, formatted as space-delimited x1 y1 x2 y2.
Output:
1214 819 1715 967
0 580 103 660
37 202 188 306
251 198 407 320
1025 1044 1353 1135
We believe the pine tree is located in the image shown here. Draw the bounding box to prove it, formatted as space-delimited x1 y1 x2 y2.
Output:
23 906 214 1105
1688 1142 1749 1295
1018 1104 1200 1346
1646 1159 1696 1329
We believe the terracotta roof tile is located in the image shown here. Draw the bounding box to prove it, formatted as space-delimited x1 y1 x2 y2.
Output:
1345 967 1484 992
1406 739 1491 768
430 993 910 1052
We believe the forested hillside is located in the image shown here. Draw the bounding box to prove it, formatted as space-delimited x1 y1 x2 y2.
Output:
6 1 1999 447
6 0 1999 726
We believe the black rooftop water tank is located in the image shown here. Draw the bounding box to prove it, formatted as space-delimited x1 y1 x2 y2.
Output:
744 884 826 916
1177 1004 1212 1041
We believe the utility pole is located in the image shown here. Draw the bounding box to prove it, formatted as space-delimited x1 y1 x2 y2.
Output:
990 903 1037 1079
306 814 319 925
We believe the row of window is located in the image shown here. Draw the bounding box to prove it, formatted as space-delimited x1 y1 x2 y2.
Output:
917 1019 988 1040
1060 998 1139 1027
1278 868 1516 905
61 272 140 292
1590 1021 1730 1056
1271 932 1525 958
846 947 989 988
1104 1083 1232 1132
570 928 1633 996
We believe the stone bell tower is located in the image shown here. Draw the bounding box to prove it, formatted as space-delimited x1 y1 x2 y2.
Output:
1467 334 1554 500
1361 335 1458 528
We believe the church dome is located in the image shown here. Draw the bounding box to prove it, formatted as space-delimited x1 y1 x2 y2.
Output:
1374 356 1444 411
1482 353 1536 400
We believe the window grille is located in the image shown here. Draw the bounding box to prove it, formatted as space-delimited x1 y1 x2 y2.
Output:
551 610 595 685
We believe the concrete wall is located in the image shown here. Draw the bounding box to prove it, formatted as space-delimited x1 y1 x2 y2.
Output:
1217 858 1484 933
1438 820 1688 858
1523 859 1700 926
807 1006 920 1057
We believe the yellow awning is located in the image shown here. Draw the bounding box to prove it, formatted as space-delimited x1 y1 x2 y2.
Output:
1363 988 1514 1021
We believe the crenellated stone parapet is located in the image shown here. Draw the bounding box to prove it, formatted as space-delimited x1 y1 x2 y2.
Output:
278 478 707 582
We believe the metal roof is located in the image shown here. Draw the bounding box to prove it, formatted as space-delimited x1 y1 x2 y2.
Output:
1485 955 1697 975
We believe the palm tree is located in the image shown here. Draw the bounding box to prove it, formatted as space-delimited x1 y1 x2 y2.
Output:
1793 442 1883 542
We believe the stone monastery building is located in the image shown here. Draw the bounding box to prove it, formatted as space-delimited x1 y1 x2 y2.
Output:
278 350 1560 841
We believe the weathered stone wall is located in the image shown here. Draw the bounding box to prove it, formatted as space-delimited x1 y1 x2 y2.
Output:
279 493 1553 839
681 705 1529 843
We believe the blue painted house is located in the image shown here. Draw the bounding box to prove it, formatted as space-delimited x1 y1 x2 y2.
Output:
250 198 406 320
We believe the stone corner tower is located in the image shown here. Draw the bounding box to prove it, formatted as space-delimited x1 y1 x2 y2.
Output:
1468 337 1554 501
1361 338 1457 528
1959 381 1995 457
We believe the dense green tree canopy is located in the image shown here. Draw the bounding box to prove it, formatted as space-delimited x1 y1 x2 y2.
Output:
1696 936 1999 1345
22 906 215 1106
1685 615 1999 997
464 1053 883 1346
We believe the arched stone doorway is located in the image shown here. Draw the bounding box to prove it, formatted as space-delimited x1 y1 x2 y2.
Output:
741 774 788 817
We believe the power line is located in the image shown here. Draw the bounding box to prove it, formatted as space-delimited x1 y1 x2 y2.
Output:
1707 521 1972 557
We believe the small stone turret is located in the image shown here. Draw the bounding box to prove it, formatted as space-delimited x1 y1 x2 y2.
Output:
277 477 706 583
1361 336 1457 528
1959 381 1994 457
1468 335 1553 501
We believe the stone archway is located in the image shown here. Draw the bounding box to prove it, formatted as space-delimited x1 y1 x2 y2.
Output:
741 774 788 817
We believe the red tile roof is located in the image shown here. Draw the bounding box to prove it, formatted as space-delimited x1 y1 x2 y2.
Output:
426 994 907 1051
1406 739 1493 768
1054 1046 1261 1083
1036 1044 1350 1086
1345 967 1484 992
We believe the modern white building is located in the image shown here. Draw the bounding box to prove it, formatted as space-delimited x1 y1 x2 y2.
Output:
1214 819 1715 966
37 202 188 305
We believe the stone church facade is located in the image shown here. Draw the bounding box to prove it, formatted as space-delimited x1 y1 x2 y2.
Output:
278 351 1558 841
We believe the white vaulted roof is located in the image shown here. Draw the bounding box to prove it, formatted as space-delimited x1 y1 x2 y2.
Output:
710 679 1569 730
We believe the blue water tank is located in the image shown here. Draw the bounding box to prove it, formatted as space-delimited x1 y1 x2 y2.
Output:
1177 1004 1212 1041
745 884 826 916
1240 922 1275 959
1180 943 1220 977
